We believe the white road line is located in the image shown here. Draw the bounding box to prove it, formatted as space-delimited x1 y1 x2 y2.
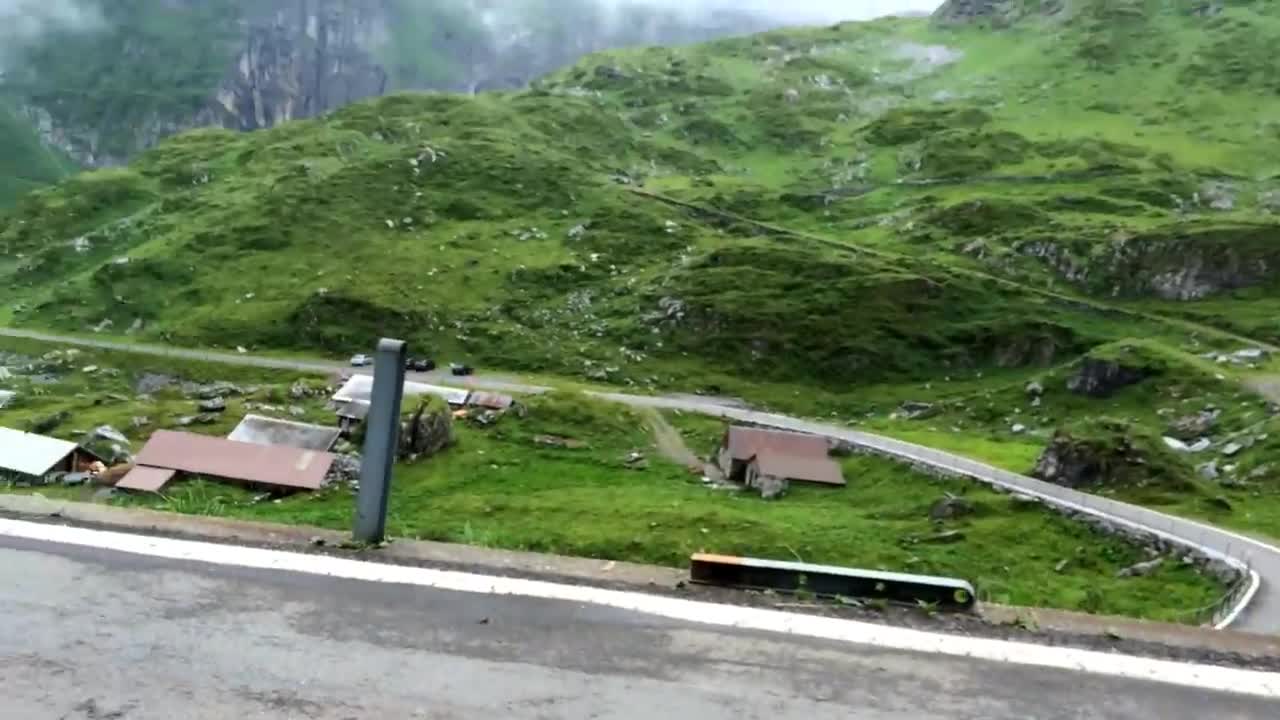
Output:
2 518 1277 700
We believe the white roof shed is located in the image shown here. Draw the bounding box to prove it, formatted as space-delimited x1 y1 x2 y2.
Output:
0 427 81 477
332 374 470 408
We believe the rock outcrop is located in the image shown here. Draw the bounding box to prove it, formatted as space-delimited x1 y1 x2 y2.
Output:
1033 422 1191 490
933 0 1064 25
1033 432 1109 488
1066 358 1148 398
1019 226 1280 301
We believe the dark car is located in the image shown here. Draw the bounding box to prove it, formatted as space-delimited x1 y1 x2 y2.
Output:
450 362 474 376
408 358 436 372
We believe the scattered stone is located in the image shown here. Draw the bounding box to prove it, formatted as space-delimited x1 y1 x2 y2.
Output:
184 381 245 399
289 406 306 417
1162 436 1191 453
1206 496 1234 512
1221 441 1245 457
135 373 174 394
1198 460 1220 480
755 474 788 500
289 381 310 399
468 410 500 427
81 365 99 374
1054 559 1070 573
175 414 219 427
1200 181 1236 211
898 401 935 420
198 397 227 413
623 451 648 470
534 435 588 449
1010 423 1028 435
1168 411 1218 440
1116 558 1167 573
1248 464 1272 480
1187 438 1213 453
1233 348 1267 362
1010 494 1040 508
928 494 975 521
1258 189 1280 213
1025 380 1044 397
918 530 965 545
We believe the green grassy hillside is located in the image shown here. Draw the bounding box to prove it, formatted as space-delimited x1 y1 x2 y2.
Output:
4 4 1280 394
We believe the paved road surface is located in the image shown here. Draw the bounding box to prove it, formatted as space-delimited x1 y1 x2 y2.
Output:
2 327 1278 634
1 535 1275 720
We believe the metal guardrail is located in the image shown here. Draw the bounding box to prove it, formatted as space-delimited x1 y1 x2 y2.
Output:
690 553 977 611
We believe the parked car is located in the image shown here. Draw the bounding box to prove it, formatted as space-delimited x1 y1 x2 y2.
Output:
450 362 474 376
407 357 437 372
350 354 372 367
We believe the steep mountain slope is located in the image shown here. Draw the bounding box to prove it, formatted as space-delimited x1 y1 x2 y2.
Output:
0 0 778 173
4 3 1280 399
0 101 76 206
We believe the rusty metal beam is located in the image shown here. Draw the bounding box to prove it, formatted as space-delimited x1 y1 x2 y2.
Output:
690 553 976 611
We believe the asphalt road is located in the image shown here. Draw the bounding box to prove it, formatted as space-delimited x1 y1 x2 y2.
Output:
1 535 1275 720
2 327 1279 634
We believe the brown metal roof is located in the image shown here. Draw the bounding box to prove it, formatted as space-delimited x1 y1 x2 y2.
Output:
751 451 846 486
724 426 830 462
115 466 177 493
135 430 334 491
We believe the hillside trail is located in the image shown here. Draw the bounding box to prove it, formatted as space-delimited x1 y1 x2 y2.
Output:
630 189 1280 355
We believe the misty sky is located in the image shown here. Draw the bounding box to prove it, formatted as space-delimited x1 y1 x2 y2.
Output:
628 0 945 23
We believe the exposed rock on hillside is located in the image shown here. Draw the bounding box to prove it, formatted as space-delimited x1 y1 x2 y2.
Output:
1067 358 1148 398
1033 422 1190 490
933 0 1063 25
1018 226 1280 301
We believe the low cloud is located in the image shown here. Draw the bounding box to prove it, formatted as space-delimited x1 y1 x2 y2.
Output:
0 0 102 45
602 0 944 24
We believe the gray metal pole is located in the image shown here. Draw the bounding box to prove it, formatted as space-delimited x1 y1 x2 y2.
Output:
354 338 407 543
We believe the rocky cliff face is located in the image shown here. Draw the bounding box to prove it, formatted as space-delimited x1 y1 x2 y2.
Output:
5 1 384 165
216 1 391 132
6 0 774 168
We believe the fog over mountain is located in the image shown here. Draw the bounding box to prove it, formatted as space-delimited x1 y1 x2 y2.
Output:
600 0 942 24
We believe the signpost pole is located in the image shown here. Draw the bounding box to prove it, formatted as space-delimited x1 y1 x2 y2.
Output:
354 338 407 543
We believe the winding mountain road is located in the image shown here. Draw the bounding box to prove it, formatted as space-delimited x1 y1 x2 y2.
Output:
2 327 1278 634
